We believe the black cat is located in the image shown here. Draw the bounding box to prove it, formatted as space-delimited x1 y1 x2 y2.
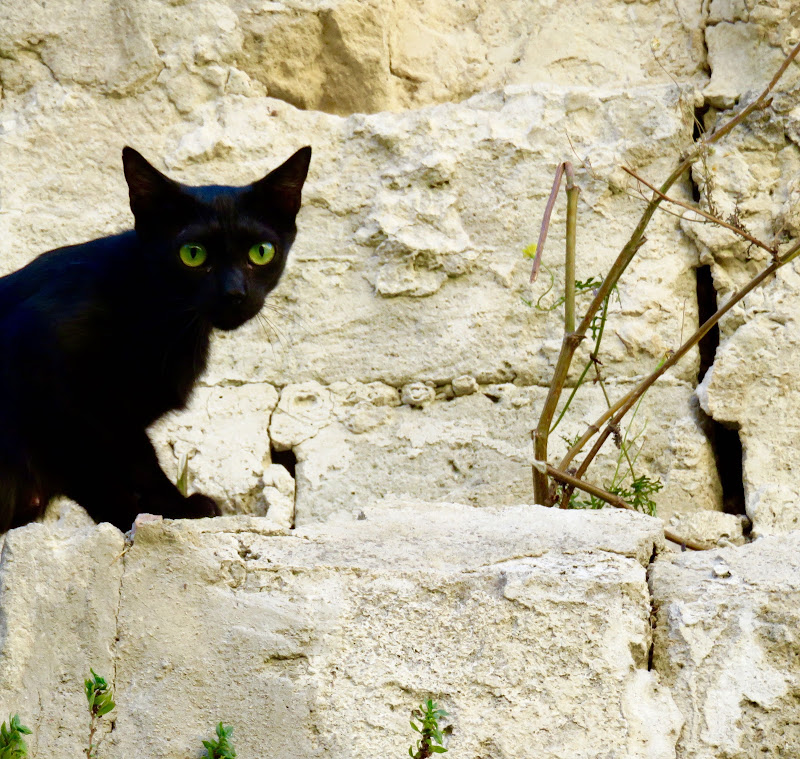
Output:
0 145 311 532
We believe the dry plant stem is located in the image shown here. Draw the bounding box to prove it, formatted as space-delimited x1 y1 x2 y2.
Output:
529 162 575 283
564 173 579 333
561 237 800 487
532 162 578 502
543 463 706 550
535 39 800 506
622 166 777 256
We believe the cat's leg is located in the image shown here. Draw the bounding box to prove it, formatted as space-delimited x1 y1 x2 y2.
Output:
60 430 220 531
0 453 50 532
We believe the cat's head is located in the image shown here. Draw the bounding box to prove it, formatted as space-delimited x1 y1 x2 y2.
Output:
122 146 311 331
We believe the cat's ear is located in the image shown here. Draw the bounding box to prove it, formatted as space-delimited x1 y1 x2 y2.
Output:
122 147 186 232
249 146 312 218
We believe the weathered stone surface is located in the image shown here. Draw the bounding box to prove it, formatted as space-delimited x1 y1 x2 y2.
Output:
150 383 280 516
697 305 800 537
0 73 721 529
666 509 748 549
0 522 124 758
685 31 800 533
650 532 800 758
0 0 706 115
277 379 720 524
85 504 675 758
0 84 703 391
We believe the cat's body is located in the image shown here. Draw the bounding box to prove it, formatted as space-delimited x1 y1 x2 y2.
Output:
0 146 311 532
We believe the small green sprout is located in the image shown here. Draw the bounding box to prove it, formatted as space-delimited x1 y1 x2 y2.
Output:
409 699 449 758
84 670 115 759
0 715 31 759
176 454 190 496
202 723 236 759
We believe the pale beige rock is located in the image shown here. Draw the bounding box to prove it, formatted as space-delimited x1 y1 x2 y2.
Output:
0 83 704 391
650 532 800 758
101 503 675 759
150 383 279 514
277 379 721 525
0 0 706 115
697 304 800 536
452 374 478 396
675 2 800 534
667 509 748 549
0 523 124 758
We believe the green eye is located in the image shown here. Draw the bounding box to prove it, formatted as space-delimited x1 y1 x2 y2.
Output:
179 243 207 268
248 241 275 265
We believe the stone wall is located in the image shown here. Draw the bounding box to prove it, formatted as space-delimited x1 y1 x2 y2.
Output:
1 0 800 756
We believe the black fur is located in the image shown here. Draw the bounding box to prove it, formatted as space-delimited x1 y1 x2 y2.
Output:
0 145 311 532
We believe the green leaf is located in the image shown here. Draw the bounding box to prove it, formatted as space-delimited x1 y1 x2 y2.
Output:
431 746 448 753
97 702 115 717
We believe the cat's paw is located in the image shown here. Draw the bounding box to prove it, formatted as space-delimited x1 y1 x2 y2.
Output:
184 493 221 518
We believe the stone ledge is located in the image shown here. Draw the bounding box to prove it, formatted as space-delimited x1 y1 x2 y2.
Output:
0 503 671 759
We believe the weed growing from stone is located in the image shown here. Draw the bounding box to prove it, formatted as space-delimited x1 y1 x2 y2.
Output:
4 671 237 759
202 723 237 759
176 454 190 496
0 715 31 759
85 669 115 759
408 699 449 758
527 39 800 550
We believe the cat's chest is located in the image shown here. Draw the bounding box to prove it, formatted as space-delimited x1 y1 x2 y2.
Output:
68 308 211 424
125 321 211 420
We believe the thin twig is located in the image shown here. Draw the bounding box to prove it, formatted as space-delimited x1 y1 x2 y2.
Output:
561 236 800 482
547 39 800 503
564 170 579 333
530 163 575 283
622 165 777 257
542 463 705 550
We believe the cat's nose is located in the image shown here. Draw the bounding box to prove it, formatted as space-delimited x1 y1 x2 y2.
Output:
221 269 247 304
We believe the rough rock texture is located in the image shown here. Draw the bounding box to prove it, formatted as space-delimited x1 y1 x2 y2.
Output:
270 380 720 524
0 505 683 759
0 0 707 115
0 522 124 757
683 3 800 535
667 509 748 549
650 532 800 758
0 78 717 523
150 383 283 518
3 1 800 754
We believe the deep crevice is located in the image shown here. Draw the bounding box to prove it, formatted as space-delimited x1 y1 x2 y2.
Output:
645 543 658 672
690 103 712 201
271 447 297 480
696 265 719 382
695 265 747 516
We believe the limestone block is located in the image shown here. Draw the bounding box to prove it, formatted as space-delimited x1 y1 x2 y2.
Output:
650 532 800 758
0 85 703 390
666 510 748 549
703 21 790 109
150 383 279 515
697 303 800 536
280 379 721 525
103 503 676 759
679 6 800 532
0 522 125 758
0 0 706 115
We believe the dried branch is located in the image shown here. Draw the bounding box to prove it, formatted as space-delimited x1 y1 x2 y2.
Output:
541 463 706 550
529 162 576 283
622 165 777 257
560 236 800 484
537 38 800 509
